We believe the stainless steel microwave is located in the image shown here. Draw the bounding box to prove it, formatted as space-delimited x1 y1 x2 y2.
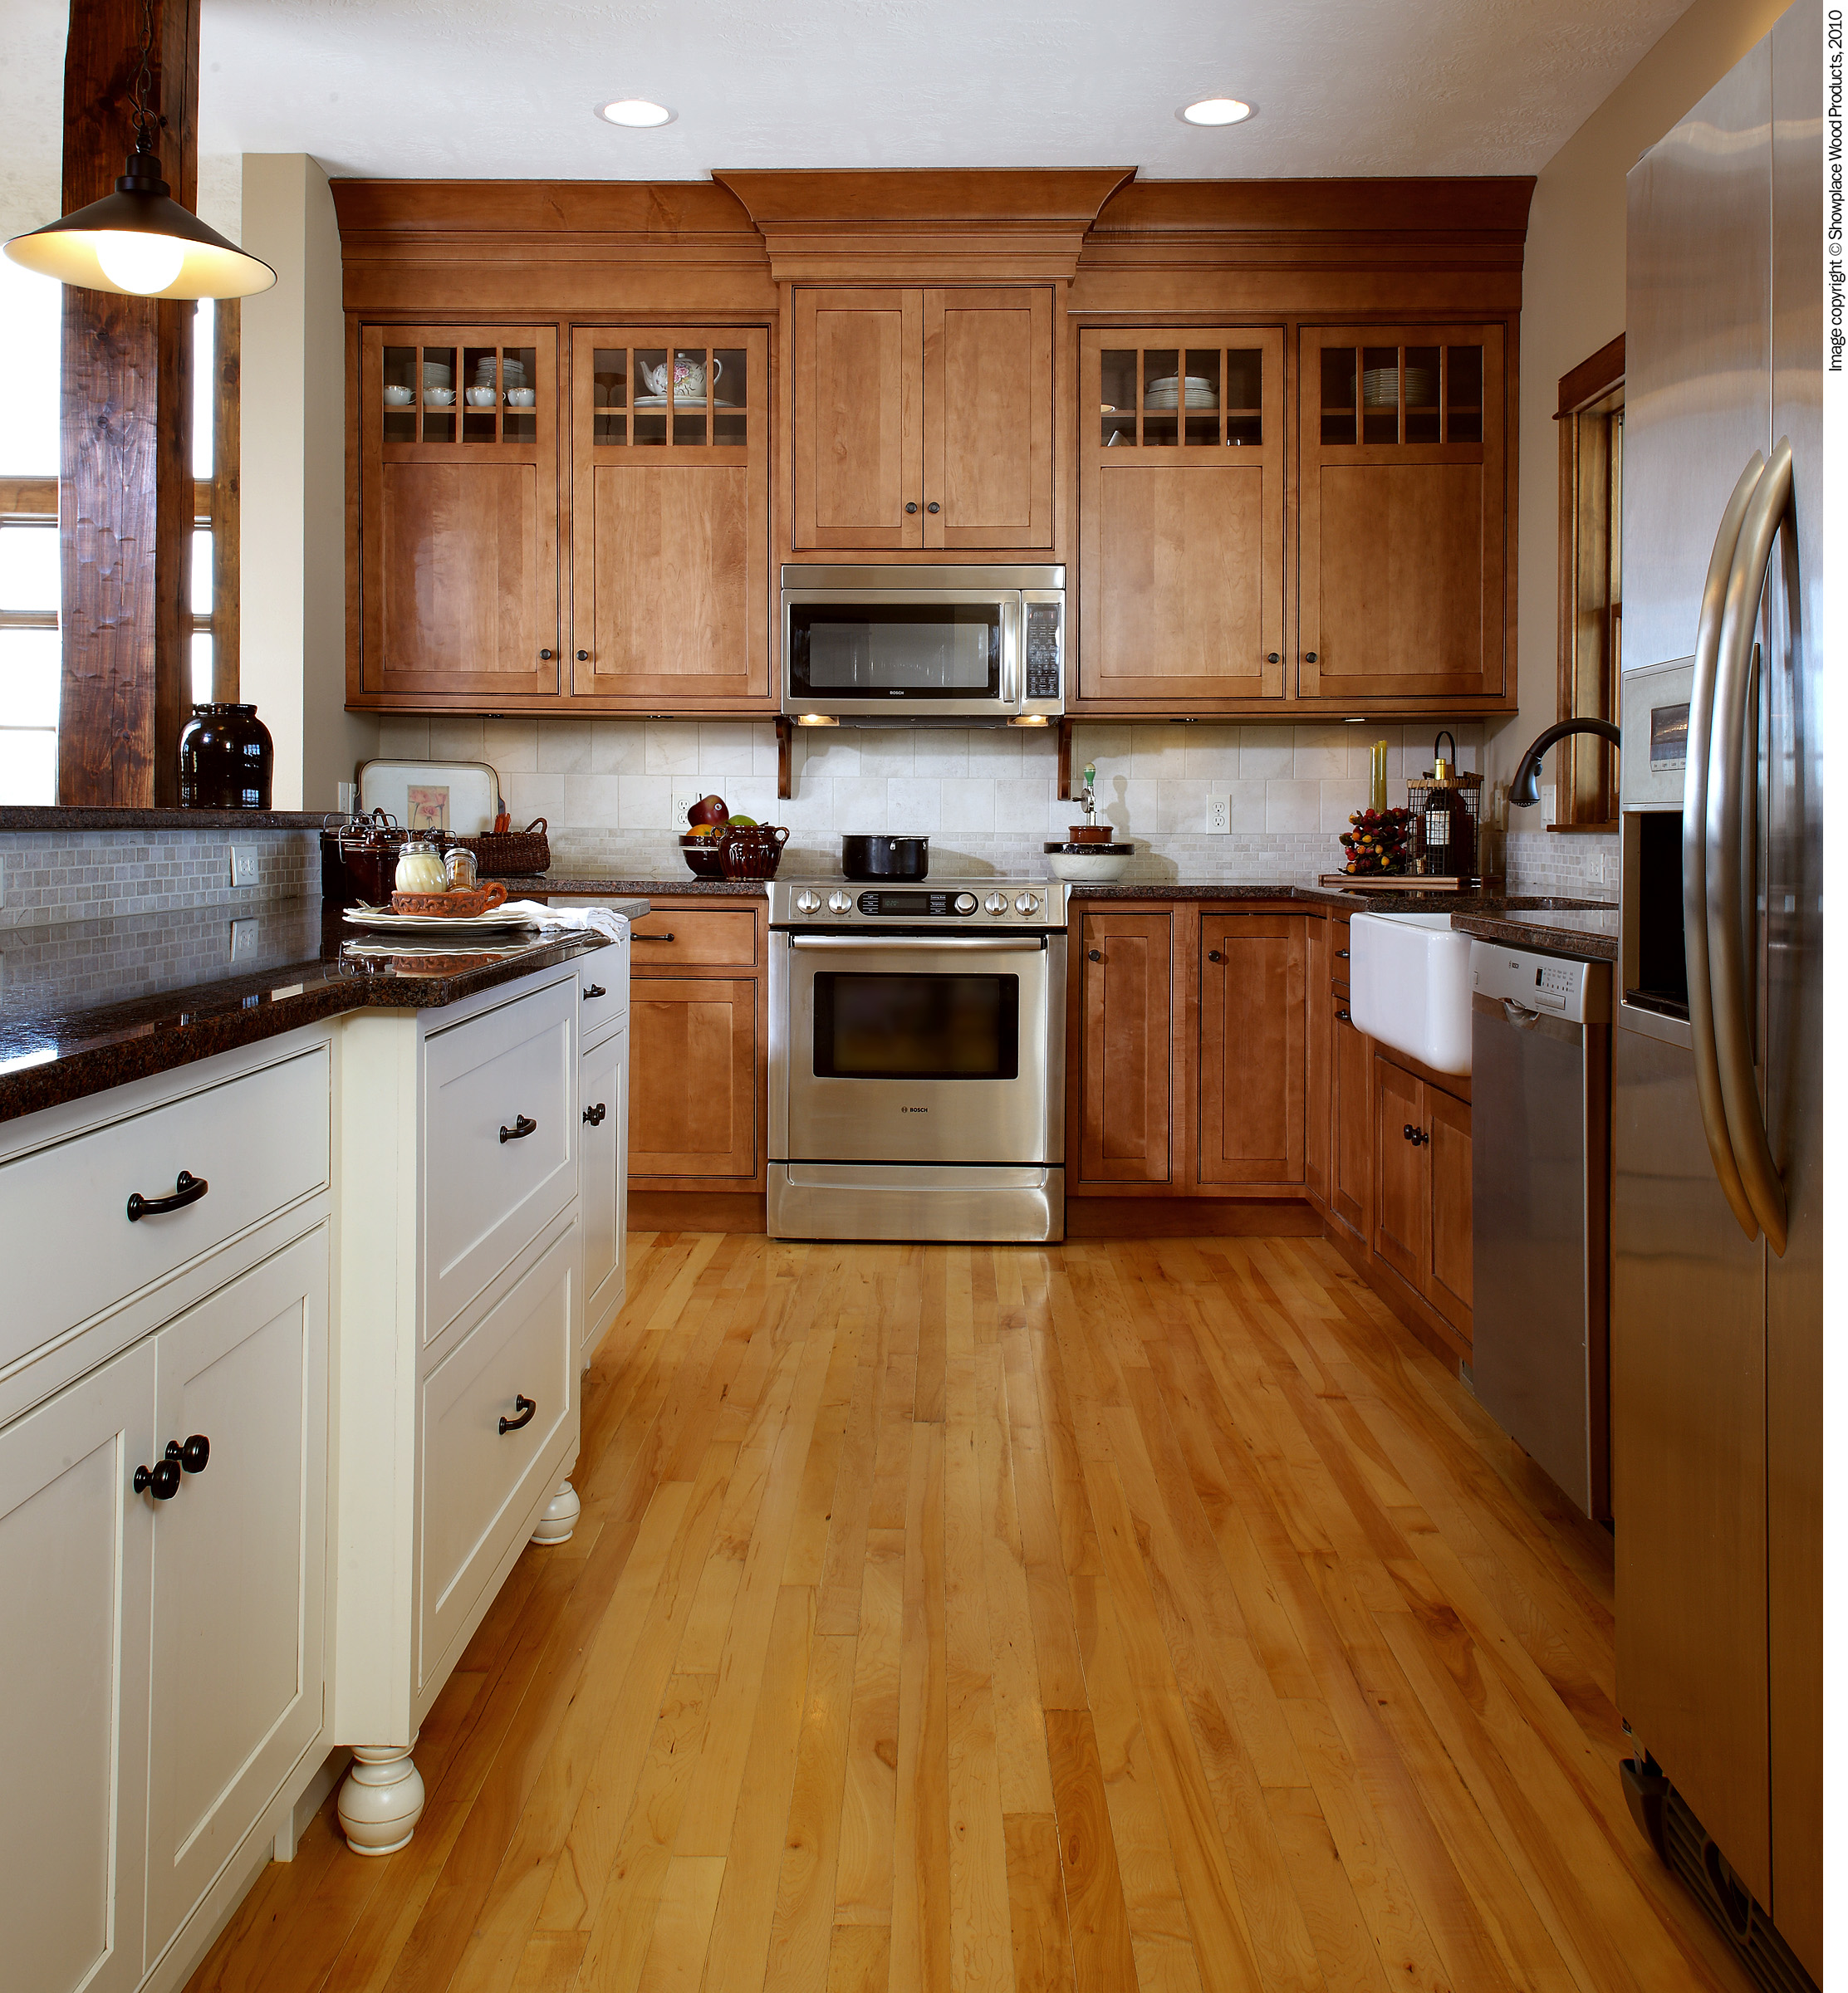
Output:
781 565 1066 724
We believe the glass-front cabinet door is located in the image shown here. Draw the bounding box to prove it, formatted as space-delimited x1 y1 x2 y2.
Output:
570 326 769 706
1297 323 1507 703
358 324 561 701
1077 327 1286 706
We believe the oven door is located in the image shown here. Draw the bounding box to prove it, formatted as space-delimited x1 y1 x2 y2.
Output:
782 589 1022 720
772 933 1058 1164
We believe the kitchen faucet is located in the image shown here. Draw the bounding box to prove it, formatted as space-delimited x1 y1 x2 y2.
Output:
1507 718 1622 807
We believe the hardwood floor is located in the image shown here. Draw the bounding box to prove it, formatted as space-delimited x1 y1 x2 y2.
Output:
187 1233 1751 1993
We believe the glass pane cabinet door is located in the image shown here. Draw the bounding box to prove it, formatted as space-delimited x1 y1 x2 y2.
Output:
1080 326 1287 706
1297 322 1507 702
570 325 770 707
359 323 561 702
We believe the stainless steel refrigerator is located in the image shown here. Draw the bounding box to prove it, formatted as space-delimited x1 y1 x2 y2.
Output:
1615 1 1821 1982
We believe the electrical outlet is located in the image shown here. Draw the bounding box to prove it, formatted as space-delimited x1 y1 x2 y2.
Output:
669 786 704 830
229 846 261 889
1206 793 1232 835
229 917 259 962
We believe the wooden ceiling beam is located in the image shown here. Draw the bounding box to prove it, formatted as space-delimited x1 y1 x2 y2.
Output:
56 0 200 807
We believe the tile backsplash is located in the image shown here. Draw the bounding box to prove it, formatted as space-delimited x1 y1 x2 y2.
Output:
0 826 319 930
1504 828 1618 899
376 717 1485 881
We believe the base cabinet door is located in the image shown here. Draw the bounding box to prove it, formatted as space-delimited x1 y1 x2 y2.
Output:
1330 996 1370 1236
580 1021 630 1358
145 1230 330 1961
1079 913 1172 1185
1198 913 1305 1185
1426 1086 1473 1334
0 1340 154 1993
630 978 757 1181
1373 1056 1427 1287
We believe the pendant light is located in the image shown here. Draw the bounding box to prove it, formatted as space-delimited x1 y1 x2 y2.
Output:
4 0 275 300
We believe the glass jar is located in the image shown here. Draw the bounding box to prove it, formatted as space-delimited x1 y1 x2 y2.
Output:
395 838 449 894
444 844 478 890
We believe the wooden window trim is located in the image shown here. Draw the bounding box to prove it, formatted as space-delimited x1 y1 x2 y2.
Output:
1555 333 1623 828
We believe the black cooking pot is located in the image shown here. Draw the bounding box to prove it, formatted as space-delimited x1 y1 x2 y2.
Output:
841 835 929 881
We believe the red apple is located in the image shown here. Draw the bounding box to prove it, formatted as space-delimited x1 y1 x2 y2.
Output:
687 794 729 828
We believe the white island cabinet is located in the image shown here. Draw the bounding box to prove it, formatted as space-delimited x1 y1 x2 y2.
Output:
0 931 636 1993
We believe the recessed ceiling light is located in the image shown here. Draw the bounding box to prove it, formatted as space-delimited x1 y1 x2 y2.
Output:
596 99 674 128
1180 97 1253 126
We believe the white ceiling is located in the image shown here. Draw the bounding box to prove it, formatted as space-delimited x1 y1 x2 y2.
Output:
4 0 1693 242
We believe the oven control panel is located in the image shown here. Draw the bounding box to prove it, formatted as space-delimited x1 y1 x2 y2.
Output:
774 880 1066 928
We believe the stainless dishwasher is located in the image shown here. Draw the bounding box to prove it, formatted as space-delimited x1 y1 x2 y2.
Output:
1469 939 1613 1519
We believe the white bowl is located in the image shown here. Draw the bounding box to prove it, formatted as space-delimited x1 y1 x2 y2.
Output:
1046 849 1132 882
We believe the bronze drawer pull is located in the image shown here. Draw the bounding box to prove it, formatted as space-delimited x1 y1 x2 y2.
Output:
1336 1008 1350 1023
500 1114 537 1143
636 932 674 942
498 1394 537 1435
583 1102 606 1126
582 982 607 998
127 1170 208 1222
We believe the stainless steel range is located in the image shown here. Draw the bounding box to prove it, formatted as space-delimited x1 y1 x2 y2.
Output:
767 879 1067 1243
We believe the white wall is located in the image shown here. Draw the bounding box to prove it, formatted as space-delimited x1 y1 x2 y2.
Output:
239 154 376 810
1498 0 1790 794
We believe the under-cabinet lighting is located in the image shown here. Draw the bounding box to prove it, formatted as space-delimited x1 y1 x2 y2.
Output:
794 712 840 727
1007 715 1051 727
596 99 675 127
1180 97 1252 126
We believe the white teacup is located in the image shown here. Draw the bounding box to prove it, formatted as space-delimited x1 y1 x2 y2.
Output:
424 387 455 406
636 355 723 400
506 388 536 408
465 386 496 407
383 384 413 406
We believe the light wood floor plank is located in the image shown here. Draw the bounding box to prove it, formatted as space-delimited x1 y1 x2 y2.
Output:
185 1233 1752 1993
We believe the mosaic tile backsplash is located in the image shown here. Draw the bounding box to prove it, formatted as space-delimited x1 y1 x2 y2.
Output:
375 716 1490 883
0 826 319 930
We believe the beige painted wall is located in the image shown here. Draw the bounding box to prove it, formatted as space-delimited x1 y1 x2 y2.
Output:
1496 0 1789 799
239 154 376 811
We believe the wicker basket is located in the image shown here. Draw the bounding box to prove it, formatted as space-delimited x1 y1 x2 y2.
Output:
455 818 551 879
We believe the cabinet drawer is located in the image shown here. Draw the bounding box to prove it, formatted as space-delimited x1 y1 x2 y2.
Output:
425 979 576 1339
630 907 758 969
0 1047 330 1381
576 934 630 1050
418 1223 575 1688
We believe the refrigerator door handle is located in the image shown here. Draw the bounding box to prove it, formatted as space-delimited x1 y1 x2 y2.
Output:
1683 452 1764 1239
1705 435 1792 1254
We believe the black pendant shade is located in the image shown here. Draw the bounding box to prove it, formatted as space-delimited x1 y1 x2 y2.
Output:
5 149 277 301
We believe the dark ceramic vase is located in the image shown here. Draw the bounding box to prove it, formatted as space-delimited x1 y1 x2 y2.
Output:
179 703 274 809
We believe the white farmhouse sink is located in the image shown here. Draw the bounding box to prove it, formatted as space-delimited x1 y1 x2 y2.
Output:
1349 911 1473 1075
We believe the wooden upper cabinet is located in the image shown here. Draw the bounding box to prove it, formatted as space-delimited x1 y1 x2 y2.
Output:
570 327 769 707
1079 328 1286 706
1197 913 1305 1186
792 285 1054 552
1077 912 1171 1185
1297 323 1508 704
358 324 561 702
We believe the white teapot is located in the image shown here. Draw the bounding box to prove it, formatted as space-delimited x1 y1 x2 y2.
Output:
636 354 723 401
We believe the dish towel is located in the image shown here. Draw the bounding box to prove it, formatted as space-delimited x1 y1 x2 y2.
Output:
500 903 631 943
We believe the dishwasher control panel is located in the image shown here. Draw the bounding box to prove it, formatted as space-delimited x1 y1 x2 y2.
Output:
1470 942 1610 1025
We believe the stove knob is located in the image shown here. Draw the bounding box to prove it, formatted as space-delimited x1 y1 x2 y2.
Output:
1014 892 1041 915
794 889 821 915
953 892 978 914
827 889 853 914
984 892 1008 915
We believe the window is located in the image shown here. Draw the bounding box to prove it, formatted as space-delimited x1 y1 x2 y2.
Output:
1556 334 1624 827
0 267 225 805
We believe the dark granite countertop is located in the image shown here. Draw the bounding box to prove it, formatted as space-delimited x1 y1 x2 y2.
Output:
0 895 649 1127
0 806 331 831
1448 905 1619 960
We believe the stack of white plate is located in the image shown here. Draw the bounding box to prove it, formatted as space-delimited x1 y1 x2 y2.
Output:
1145 374 1218 409
473 355 527 389
422 359 453 389
1362 365 1437 408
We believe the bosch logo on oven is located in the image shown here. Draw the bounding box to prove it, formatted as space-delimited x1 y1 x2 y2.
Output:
900 1106 929 1114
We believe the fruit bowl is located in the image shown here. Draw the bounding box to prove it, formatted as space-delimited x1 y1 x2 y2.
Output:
1044 840 1135 882
679 832 728 879
390 881 508 918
